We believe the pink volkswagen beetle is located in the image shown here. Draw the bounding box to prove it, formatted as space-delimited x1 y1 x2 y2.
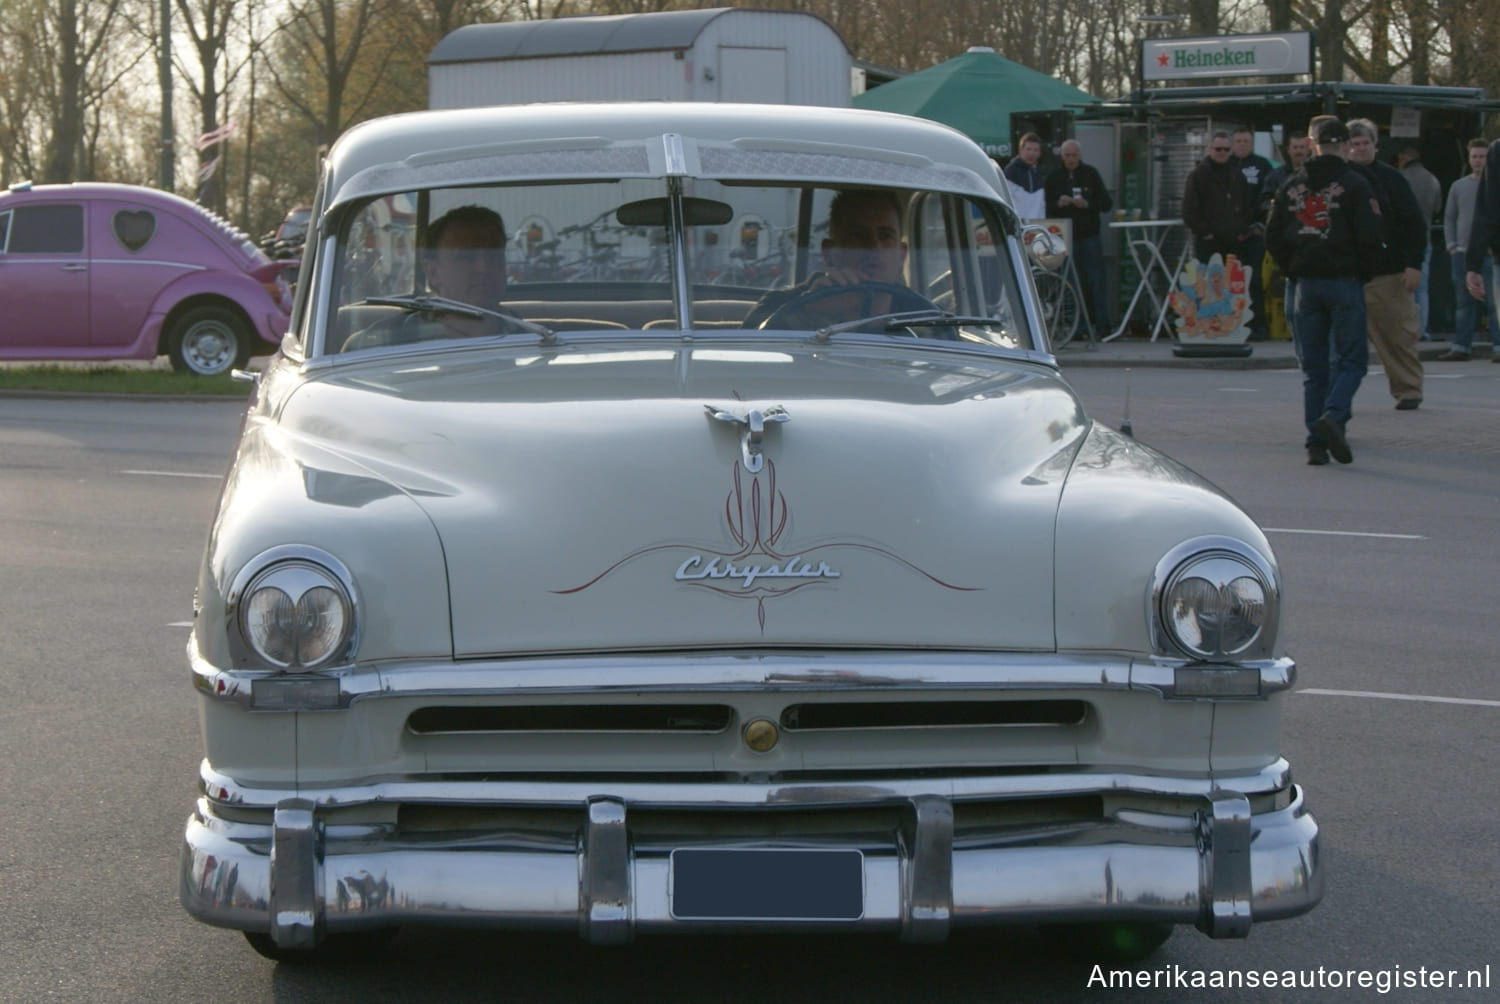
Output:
0 182 291 375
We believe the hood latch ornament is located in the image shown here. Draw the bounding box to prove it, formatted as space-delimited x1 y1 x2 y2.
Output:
704 404 790 473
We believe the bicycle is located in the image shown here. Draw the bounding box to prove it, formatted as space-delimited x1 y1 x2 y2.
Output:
1031 261 1085 347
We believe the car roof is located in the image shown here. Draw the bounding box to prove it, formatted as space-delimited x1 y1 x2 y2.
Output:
0 182 255 246
322 102 1009 212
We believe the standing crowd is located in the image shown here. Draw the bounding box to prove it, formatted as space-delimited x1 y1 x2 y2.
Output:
1262 117 1500 465
1001 120 1497 467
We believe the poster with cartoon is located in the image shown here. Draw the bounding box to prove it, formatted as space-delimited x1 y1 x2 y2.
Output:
1168 253 1253 343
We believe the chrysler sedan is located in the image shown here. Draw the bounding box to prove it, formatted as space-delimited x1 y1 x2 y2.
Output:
178 102 1320 962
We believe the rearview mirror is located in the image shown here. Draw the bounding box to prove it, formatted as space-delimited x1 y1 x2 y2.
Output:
616 197 734 227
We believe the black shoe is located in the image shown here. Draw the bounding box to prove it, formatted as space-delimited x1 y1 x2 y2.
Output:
1307 443 1329 466
1395 398 1422 411
1312 413 1353 463
1437 350 1471 361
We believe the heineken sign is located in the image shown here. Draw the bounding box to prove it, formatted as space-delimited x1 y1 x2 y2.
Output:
1142 32 1313 82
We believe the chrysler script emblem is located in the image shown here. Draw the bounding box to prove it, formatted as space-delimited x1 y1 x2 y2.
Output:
554 450 978 631
704 403 789 473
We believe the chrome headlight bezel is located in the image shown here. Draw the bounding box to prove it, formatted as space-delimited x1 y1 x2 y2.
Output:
226 545 359 671
1150 536 1279 664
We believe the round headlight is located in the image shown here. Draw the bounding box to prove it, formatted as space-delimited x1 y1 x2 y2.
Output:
236 559 354 670
1152 539 1278 662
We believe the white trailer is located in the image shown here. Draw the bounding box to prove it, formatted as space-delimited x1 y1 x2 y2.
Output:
427 7 853 110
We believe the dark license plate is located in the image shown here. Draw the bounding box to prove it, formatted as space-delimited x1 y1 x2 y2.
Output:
669 848 864 921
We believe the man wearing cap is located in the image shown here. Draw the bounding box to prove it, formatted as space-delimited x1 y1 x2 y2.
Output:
1266 116 1385 466
1347 117 1427 410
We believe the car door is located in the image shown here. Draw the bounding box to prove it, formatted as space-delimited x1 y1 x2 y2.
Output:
87 198 184 349
0 202 90 351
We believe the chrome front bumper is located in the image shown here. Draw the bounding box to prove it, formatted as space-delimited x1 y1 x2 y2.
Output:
180 765 1321 949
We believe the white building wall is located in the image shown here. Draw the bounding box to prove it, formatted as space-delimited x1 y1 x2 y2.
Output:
694 10 850 107
431 53 692 110
429 9 850 110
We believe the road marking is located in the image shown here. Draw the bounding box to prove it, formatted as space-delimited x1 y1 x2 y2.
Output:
168 621 193 628
1216 387 1260 392
1302 688 1500 708
121 469 221 479
1263 527 1426 540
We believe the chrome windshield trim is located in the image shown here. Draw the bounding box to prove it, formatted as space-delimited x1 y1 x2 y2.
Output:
198 758 1296 812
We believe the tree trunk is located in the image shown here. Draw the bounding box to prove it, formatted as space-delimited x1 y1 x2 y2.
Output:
43 1 83 182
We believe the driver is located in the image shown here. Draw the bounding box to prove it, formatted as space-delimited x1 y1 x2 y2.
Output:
344 205 517 350
744 189 909 329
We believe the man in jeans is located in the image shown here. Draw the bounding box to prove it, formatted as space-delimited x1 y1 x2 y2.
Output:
1266 117 1385 466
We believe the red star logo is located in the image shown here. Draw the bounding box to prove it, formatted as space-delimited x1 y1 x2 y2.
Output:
1157 52 1170 67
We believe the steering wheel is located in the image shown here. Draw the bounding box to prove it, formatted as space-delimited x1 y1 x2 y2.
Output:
758 280 943 334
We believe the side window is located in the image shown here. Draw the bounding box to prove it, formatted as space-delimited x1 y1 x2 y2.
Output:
110 208 157 253
0 210 10 251
8 204 84 253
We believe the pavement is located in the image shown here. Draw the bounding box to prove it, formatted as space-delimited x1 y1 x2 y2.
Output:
1052 333 1496 369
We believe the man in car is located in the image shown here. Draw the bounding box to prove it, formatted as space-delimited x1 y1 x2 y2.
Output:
743 189 912 329
344 205 514 349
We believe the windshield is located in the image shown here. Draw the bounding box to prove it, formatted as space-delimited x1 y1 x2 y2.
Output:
322 180 1036 356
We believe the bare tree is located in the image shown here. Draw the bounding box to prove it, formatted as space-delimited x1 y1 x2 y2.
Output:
170 0 253 212
267 0 396 153
34 0 134 182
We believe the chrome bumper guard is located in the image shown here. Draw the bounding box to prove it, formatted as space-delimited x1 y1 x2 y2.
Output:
181 775 1320 948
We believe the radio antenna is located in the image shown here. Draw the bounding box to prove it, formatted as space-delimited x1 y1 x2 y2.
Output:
1120 368 1134 438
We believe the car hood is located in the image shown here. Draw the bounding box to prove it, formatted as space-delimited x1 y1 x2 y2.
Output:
283 341 1088 656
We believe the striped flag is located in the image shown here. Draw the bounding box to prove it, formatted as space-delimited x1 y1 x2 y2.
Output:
196 121 236 150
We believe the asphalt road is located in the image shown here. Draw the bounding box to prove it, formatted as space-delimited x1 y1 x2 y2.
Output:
1 363 1496 1001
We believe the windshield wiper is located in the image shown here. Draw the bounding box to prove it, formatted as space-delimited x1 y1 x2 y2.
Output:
359 294 556 344
811 309 997 343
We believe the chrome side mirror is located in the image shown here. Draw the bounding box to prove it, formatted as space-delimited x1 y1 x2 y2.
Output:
1023 225 1067 272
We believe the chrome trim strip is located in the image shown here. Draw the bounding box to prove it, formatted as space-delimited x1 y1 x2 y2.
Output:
191 647 1295 709
901 795 953 943
180 786 1319 944
197 758 1295 812
1132 656 1296 699
582 799 632 944
666 175 693 327
1198 791 1254 938
269 800 321 949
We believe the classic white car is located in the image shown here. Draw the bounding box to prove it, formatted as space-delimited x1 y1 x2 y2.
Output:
179 102 1320 961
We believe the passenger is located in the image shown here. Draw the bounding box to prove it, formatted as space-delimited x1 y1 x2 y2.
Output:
344 205 516 350
743 189 911 329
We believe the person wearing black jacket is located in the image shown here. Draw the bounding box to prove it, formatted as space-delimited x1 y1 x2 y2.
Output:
1347 117 1426 410
1463 136 1500 361
1230 127 1275 339
1266 116 1385 466
1043 139 1114 336
1182 131 1258 267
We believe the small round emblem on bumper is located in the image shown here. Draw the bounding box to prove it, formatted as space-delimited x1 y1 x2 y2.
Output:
743 718 779 752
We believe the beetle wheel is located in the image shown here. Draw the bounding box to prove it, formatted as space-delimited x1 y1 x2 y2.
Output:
167 305 251 376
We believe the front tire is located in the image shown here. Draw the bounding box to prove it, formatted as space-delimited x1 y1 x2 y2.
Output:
167 305 251 376
243 928 399 964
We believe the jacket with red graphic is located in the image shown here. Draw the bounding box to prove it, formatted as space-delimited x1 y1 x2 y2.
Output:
1266 153 1385 283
